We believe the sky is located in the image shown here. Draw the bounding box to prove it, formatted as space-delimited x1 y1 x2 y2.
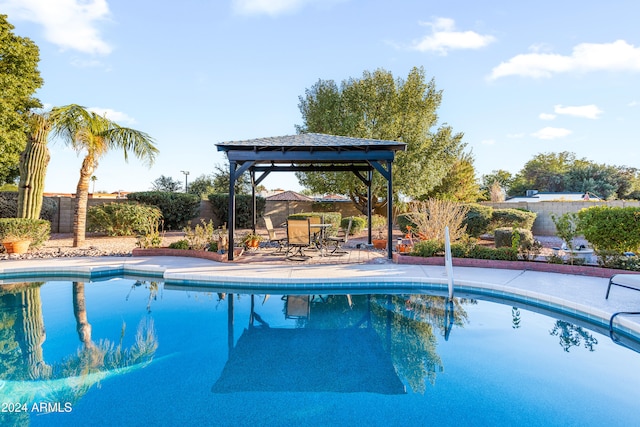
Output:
2 0 639 194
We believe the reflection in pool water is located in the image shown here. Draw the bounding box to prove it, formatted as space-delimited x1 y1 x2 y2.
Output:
1 278 639 426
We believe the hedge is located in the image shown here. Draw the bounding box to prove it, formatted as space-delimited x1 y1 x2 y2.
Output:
494 227 534 249
463 203 493 237
208 193 265 229
577 206 640 253
127 191 200 230
490 208 536 231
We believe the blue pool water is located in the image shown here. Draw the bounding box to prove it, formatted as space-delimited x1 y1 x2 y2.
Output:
1 278 640 426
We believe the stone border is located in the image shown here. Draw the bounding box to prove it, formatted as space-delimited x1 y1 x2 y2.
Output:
132 247 243 262
393 253 638 278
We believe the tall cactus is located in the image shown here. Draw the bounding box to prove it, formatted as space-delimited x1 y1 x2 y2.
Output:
17 113 50 219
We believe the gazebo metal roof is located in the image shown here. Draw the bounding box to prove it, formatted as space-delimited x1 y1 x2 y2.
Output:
215 133 407 260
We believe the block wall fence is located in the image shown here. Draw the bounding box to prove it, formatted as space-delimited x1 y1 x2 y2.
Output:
46 197 362 233
481 200 640 235
46 196 640 236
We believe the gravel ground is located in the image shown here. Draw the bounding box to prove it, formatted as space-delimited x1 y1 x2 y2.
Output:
0 231 188 260
0 230 584 261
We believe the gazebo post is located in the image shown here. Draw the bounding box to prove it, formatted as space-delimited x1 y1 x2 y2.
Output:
367 169 373 244
386 160 393 260
251 169 256 234
228 161 236 261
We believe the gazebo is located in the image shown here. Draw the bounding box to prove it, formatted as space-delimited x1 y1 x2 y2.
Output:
215 133 407 260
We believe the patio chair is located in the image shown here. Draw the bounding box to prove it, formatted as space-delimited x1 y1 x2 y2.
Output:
308 216 322 250
606 274 640 299
326 218 352 255
264 215 287 253
286 218 311 261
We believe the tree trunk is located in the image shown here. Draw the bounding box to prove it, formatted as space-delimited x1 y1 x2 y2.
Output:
73 155 95 247
72 281 93 348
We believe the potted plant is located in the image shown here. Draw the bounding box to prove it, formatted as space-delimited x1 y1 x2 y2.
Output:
0 218 49 254
242 232 264 249
372 226 387 250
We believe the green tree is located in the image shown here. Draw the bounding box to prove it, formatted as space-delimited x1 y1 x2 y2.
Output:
212 163 251 195
480 169 514 199
295 67 466 213
151 175 182 192
49 104 158 247
509 151 632 199
0 15 43 185
422 153 481 202
509 151 575 196
187 174 215 198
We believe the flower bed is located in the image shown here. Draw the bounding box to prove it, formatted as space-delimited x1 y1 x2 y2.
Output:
393 253 637 278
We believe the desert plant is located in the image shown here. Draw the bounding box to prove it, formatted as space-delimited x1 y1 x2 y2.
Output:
0 218 50 248
550 212 580 252
88 202 162 236
17 112 50 219
183 219 217 251
406 199 469 243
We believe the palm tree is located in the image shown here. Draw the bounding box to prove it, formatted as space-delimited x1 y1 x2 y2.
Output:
49 105 158 247
90 175 97 194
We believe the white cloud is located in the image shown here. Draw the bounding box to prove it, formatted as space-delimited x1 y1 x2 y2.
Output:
506 133 525 139
1 0 112 55
539 113 557 120
232 0 308 16
629 100 639 107
490 40 640 79
554 104 603 119
531 127 572 140
480 139 496 145
88 107 136 125
408 17 496 55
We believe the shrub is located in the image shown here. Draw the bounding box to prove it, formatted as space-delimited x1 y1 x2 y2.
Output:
468 245 518 261
183 219 218 251
551 212 580 251
0 218 50 248
577 206 640 253
208 193 265 229
463 203 493 237
450 242 470 258
128 192 200 230
411 239 444 257
169 239 190 250
88 202 163 236
341 216 366 235
490 208 536 231
406 199 469 243
494 227 534 249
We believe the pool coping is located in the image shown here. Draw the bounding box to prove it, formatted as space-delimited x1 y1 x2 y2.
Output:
1 257 639 344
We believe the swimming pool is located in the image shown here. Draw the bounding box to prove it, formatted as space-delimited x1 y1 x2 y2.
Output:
1 277 639 426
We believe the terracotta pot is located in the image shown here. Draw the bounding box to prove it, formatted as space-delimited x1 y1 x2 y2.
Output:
3 239 31 254
372 239 387 249
247 239 260 248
